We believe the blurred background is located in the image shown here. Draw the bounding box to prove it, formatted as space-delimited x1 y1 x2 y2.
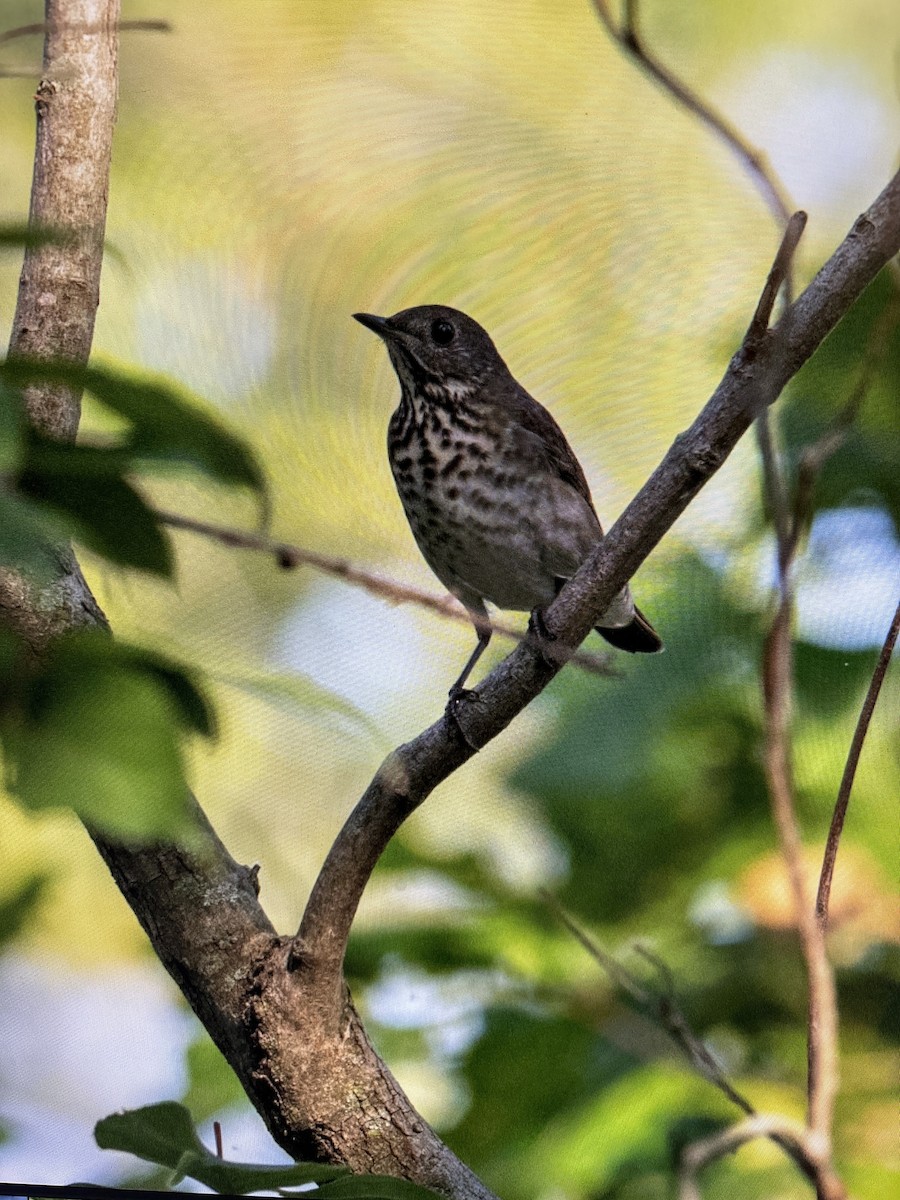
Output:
0 0 898 1195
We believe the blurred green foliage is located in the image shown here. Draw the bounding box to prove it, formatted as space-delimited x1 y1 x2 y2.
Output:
1 631 214 837
780 270 900 533
0 345 262 836
0 2 897 1198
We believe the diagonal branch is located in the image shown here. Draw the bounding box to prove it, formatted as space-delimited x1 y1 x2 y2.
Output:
545 894 756 1115
293 175 900 999
547 885 821 1187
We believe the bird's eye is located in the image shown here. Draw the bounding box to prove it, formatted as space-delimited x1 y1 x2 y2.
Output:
431 319 455 345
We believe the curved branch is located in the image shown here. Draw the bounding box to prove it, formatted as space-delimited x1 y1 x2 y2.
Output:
678 1114 830 1200
590 0 793 228
295 173 900 990
816 598 900 929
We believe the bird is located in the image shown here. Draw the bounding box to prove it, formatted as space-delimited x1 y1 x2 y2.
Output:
353 304 662 702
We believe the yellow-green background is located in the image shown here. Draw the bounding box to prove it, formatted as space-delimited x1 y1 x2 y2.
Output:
0 0 897 1194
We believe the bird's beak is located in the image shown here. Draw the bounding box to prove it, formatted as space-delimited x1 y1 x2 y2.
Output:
353 312 394 339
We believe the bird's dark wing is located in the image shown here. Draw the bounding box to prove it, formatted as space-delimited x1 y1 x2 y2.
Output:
504 382 598 515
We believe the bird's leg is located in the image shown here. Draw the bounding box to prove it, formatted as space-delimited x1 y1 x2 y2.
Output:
445 605 492 746
447 624 491 706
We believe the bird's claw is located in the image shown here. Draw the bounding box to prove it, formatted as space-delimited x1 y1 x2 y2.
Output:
445 686 482 749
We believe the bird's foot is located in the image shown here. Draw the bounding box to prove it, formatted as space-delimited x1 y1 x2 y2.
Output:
445 685 482 750
528 606 560 665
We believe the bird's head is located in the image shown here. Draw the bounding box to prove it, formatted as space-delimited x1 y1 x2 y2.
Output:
353 305 506 399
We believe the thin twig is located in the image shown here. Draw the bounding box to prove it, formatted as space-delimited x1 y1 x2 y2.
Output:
0 19 170 43
541 890 649 1006
544 895 819 1185
816 600 900 931
759 433 843 1197
155 508 618 678
746 212 809 346
590 0 794 230
0 18 170 77
678 1114 824 1200
543 894 753 1112
760 410 842 1192
748 213 808 574
762 599 842 1170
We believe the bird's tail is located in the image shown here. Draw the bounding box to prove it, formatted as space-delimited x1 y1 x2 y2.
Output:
597 605 663 654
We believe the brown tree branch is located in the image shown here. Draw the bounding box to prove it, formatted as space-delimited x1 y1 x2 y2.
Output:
293 176 900 994
762 598 843 1200
816 599 900 931
154 509 618 678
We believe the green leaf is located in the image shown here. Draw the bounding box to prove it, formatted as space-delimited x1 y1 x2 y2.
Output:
1 358 264 493
18 438 173 576
175 1151 351 1194
95 1101 350 1192
2 633 201 838
108 643 216 738
142 656 217 738
94 1098 444 1196
95 1100 206 1171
